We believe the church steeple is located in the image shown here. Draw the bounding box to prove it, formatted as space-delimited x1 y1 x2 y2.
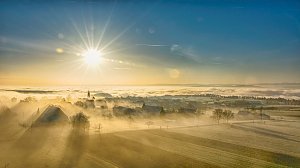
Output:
87 90 90 98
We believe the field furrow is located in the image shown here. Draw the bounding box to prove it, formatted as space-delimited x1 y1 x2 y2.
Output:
116 131 285 168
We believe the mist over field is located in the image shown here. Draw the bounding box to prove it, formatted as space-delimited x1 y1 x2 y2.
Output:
1 0 300 167
1 84 300 167
1 83 300 100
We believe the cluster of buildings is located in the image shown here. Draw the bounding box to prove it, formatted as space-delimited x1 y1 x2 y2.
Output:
73 91 199 117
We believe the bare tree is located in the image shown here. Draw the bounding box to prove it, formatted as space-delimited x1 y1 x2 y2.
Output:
70 112 90 132
222 110 234 123
260 106 263 121
128 115 134 127
195 107 205 126
97 123 103 134
212 109 223 124
145 121 154 128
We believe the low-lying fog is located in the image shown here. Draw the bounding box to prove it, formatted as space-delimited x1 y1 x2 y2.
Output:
1 85 300 168
1 84 300 100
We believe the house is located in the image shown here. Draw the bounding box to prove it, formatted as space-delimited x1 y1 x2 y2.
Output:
74 101 87 108
86 99 95 109
113 106 136 117
94 92 113 98
32 105 69 126
95 99 108 109
74 99 95 109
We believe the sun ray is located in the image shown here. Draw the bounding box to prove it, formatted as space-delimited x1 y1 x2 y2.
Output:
95 1 116 50
71 19 90 50
84 20 92 49
100 21 136 51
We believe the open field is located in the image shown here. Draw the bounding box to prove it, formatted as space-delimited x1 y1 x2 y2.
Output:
1 119 300 168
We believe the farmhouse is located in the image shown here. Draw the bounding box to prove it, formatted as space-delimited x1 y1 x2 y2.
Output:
32 105 69 126
113 106 137 116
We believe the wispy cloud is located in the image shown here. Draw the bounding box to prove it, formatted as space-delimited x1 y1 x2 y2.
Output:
211 56 223 65
136 44 169 47
170 44 202 63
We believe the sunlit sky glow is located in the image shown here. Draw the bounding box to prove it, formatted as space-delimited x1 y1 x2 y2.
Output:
0 0 300 86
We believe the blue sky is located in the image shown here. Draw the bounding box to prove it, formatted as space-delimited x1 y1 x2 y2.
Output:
0 0 300 85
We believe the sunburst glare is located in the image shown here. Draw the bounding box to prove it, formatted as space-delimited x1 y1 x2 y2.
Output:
82 49 102 66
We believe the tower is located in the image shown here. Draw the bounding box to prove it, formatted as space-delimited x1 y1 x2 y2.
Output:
87 90 90 98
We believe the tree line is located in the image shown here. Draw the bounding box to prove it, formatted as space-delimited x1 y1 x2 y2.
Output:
212 109 234 124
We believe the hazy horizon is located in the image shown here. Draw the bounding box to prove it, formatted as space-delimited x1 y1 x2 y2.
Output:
1 82 300 87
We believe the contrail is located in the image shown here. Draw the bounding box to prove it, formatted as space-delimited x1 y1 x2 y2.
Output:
136 44 169 47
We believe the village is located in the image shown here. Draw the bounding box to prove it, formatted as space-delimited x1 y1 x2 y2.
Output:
5 90 299 129
68 91 299 121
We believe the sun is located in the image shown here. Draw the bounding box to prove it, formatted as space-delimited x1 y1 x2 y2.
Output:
82 49 102 66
